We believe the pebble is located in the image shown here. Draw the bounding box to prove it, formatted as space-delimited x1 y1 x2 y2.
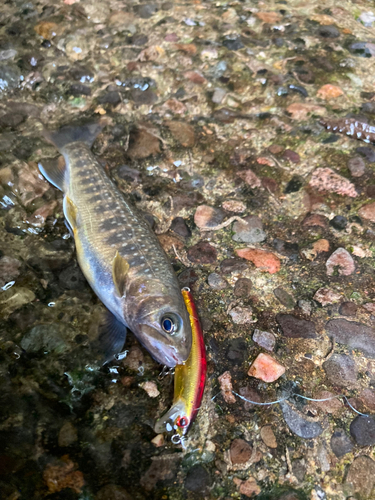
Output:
280 400 323 438
238 386 262 410
167 121 195 148
253 329 275 351
237 169 262 188
134 4 158 19
356 146 375 163
318 25 340 38
207 272 227 290
222 199 246 213
229 306 255 325
230 438 252 464
233 278 252 298
184 71 206 84
151 434 164 447
218 371 236 404
248 353 285 383
329 215 347 230
68 84 91 96
212 87 226 104
326 318 375 358
96 484 133 500
170 217 191 238
348 156 366 177
326 248 355 276
330 429 353 457
309 168 357 197
232 216 266 244
276 314 317 339
126 128 161 159
222 37 244 50
282 150 301 164
187 240 217 264
302 213 328 229
297 300 313 316
98 91 121 105
359 201 375 222
350 415 375 446
0 255 21 288
185 465 212 493
339 301 357 316
260 425 277 448
273 287 295 308
312 390 343 414
131 88 157 106
194 205 224 229
323 353 358 388
122 346 144 371
236 477 261 497
345 456 375 499
220 258 248 274
43 458 84 494
139 381 160 398
359 389 375 411
58 422 78 447
0 287 35 318
313 287 341 306
317 84 344 99
236 248 280 274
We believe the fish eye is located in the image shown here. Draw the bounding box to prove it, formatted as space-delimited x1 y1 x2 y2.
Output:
161 315 178 335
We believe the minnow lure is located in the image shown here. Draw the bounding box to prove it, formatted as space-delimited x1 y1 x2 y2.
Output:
320 117 375 144
154 287 207 446
39 122 192 367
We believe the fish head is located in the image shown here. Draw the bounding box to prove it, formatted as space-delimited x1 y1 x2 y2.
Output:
124 280 192 367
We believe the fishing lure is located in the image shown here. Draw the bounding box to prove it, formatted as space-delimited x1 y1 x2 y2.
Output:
154 287 207 446
320 117 375 144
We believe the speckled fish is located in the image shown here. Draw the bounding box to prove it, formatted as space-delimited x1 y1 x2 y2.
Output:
39 122 192 367
154 288 206 446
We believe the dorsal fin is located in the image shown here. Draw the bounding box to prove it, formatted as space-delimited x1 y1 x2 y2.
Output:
112 251 130 297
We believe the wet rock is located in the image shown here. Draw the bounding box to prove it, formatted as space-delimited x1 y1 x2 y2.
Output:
220 258 248 274
134 4 158 18
0 113 25 128
166 121 195 147
326 319 375 358
310 168 357 197
0 256 21 288
292 460 306 482
237 169 262 188
313 287 341 306
0 287 35 318
127 127 161 159
282 150 300 164
348 156 366 177
359 389 375 411
253 329 275 351
59 265 87 291
329 215 347 230
140 455 179 491
0 63 21 92
131 88 157 105
139 381 160 398
350 415 375 446
330 429 353 457
356 146 375 163
302 213 328 229
229 306 254 325
218 371 236 404
230 438 252 464
236 248 280 274
276 314 317 339
260 425 277 448
326 248 355 276
345 456 375 499
194 205 224 229
212 87 226 104
232 216 266 244
222 37 244 51
279 401 323 438
323 353 358 388
339 301 357 316
273 287 295 308
187 240 217 264
58 422 78 447
184 70 206 84
297 300 313 316
96 484 133 500
359 201 375 222
21 324 72 354
235 477 261 497
208 272 227 290
317 84 344 99
233 277 252 297
312 390 343 414
185 465 212 493
98 91 121 105
170 217 191 238
43 458 84 494
248 353 285 382
318 25 340 38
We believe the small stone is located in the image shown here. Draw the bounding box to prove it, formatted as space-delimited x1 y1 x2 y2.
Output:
302 213 328 228
268 144 284 154
194 205 224 229
187 241 217 264
348 156 366 177
323 353 358 388
326 248 355 276
313 287 341 305
312 239 330 254
43 458 84 494
98 91 121 105
276 314 316 339
139 381 160 398
330 215 348 230
256 11 282 23
166 121 195 147
260 425 277 448
218 371 236 404
312 390 343 414
339 301 357 316
359 389 375 411
222 37 244 50
230 439 252 464
212 88 226 104
220 258 248 274
134 4 158 18
282 150 300 164
0 287 35 318
317 84 344 99
318 25 340 37
253 329 276 351
233 278 252 297
286 102 324 120
330 429 353 457
346 456 375 499
170 217 191 238
131 88 158 105
184 71 206 84
208 272 227 290
356 146 375 163
238 477 261 497
326 319 375 357
350 415 375 446
273 287 295 308
58 422 78 447
178 268 198 288
359 201 375 222
236 169 262 188
127 127 161 159
236 248 280 274
123 346 144 371
229 306 254 325
151 434 164 447
297 300 313 316
248 353 285 383
309 168 357 197
232 216 266 244
222 200 246 213
280 400 323 438
96 484 132 500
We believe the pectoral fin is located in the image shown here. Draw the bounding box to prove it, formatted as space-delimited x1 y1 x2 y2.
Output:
63 196 78 233
38 156 66 191
112 251 129 297
94 310 128 363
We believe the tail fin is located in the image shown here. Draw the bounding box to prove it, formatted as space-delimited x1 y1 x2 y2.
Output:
43 121 105 152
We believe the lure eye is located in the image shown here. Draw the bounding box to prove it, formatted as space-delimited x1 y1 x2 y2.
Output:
161 315 178 335
176 416 189 428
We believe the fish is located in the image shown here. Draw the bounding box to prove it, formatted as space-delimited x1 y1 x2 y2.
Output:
154 287 207 446
39 122 192 367
320 117 375 144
